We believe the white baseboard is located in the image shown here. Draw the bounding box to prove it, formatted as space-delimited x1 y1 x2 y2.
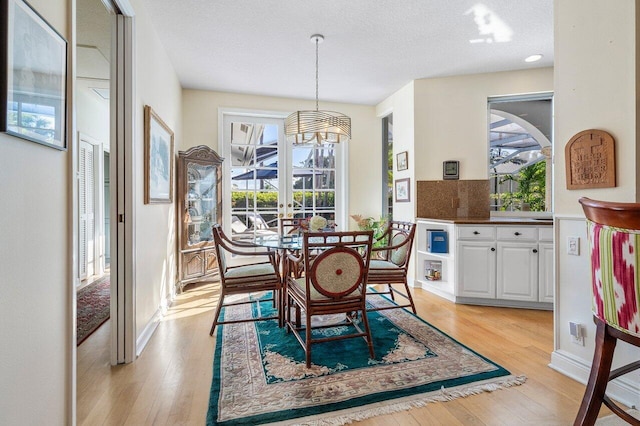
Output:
550 349 639 409
136 308 162 357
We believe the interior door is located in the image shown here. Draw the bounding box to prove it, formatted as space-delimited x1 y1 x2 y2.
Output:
79 139 96 280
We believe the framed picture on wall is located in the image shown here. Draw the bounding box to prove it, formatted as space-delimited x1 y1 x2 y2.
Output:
144 105 174 204
395 178 410 202
1 0 68 150
396 151 408 171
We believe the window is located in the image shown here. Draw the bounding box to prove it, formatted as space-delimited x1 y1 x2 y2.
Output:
223 113 343 240
488 93 553 212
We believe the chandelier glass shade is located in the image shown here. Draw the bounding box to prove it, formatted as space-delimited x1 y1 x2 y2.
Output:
285 34 351 144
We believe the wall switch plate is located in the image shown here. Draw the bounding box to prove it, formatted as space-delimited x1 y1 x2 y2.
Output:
567 236 580 256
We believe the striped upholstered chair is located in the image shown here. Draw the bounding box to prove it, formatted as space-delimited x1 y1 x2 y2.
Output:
575 198 640 426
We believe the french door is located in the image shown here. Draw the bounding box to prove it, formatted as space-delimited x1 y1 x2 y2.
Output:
222 113 343 240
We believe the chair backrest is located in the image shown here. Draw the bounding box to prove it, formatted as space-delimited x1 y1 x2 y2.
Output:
579 197 640 337
211 225 229 272
377 221 416 267
302 230 373 299
279 217 307 235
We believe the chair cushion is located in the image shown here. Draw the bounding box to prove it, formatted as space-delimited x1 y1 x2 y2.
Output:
390 233 409 265
588 220 640 337
225 263 276 279
369 259 401 273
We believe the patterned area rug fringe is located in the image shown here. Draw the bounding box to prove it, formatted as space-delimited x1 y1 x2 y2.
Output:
274 375 528 426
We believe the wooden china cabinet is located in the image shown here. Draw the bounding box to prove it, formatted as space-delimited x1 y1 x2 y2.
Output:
176 145 223 292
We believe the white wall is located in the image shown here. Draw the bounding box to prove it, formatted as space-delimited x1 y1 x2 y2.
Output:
132 0 183 340
77 80 110 144
181 90 379 230
0 1 71 424
413 68 554 181
550 0 640 407
376 81 415 222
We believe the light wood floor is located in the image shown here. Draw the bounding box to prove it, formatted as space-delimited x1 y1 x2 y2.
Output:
77 283 617 425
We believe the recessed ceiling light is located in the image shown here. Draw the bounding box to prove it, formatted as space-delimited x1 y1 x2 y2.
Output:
525 54 543 63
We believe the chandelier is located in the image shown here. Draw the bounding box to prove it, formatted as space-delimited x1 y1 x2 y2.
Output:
285 34 351 144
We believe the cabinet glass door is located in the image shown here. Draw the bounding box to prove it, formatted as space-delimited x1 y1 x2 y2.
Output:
186 162 218 245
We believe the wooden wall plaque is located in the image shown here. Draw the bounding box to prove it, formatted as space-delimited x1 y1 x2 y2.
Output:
565 129 616 190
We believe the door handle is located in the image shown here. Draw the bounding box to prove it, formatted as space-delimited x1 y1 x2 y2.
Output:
533 249 538 253
279 213 284 218
473 231 480 235
287 203 292 208
279 204 284 208
514 232 521 236
491 247 496 252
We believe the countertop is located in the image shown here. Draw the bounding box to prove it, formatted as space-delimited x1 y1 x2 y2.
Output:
416 216 554 226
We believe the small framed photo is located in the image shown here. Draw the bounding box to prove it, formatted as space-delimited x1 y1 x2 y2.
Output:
144 105 174 204
1 0 68 150
394 178 410 203
396 151 408 171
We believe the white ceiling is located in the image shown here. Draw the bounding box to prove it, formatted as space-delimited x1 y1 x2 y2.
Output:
140 0 553 106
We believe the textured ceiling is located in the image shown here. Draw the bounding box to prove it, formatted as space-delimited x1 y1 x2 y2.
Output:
140 1 553 106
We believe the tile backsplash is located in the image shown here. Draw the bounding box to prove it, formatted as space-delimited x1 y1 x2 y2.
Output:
416 180 490 219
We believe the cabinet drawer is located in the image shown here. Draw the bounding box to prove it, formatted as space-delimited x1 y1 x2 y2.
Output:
538 226 553 242
496 226 537 241
458 226 495 240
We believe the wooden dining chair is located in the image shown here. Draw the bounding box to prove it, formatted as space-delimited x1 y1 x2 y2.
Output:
575 198 640 426
366 221 417 313
284 230 375 367
209 224 282 335
279 217 308 235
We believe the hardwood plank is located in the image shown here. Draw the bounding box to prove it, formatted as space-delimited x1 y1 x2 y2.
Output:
77 284 622 425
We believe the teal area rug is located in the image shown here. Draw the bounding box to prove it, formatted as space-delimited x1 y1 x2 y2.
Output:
207 292 525 425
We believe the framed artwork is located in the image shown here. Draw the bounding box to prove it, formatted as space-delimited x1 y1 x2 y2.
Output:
1 0 68 150
395 178 410 203
396 151 408 171
144 105 174 204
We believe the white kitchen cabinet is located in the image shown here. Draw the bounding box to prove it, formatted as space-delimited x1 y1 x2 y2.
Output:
496 241 538 301
415 219 554 309
457 241 496 298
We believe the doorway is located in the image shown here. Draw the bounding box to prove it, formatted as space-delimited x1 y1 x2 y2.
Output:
223 112 344 239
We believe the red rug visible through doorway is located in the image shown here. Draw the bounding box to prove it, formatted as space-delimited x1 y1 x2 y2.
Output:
77 275 110 345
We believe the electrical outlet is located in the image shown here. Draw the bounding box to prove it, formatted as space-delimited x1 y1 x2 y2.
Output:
567 236 580 256
569 321 585 346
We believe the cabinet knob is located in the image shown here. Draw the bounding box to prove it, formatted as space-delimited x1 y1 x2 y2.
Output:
514 232 521 236
491 247 496 252
533 249 538 253
473 231 480 235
